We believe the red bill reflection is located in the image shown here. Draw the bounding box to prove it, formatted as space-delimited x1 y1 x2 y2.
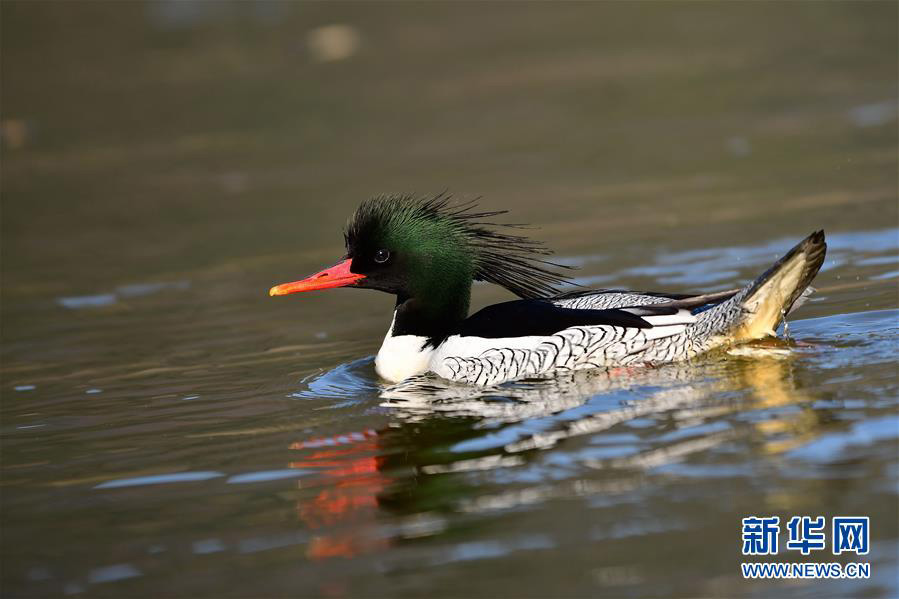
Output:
289 428 390 559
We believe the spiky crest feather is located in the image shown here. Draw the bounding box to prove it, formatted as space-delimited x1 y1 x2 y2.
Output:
345 193 573 299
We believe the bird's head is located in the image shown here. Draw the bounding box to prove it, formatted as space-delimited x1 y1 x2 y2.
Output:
270 194 571 317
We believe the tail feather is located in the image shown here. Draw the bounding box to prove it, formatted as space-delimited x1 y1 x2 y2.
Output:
733 230 826 340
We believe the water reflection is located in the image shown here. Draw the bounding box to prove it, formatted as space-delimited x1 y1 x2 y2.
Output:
288 429 390 559
380 341 824 459
288 341 832 560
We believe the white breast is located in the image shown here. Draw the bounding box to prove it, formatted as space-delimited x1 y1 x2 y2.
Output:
374 312 433 383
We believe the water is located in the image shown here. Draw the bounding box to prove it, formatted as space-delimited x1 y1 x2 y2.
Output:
2 3 897 597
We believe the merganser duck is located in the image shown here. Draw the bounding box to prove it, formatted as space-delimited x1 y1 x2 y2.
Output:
270 194 826 386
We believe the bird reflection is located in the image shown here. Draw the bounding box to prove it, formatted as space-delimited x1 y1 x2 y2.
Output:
286 339 830 560
381 340 826 457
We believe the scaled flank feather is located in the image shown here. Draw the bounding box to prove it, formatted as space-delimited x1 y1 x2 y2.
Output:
345 193 574 299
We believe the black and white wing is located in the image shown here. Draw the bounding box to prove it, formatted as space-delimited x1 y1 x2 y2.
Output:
430 299 697 386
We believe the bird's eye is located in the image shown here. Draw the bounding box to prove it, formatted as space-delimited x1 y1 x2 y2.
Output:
374 249 390 264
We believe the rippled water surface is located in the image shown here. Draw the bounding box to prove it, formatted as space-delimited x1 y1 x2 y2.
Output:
2 4 897 598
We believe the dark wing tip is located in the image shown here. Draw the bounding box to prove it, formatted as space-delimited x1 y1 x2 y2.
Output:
803 229 827 271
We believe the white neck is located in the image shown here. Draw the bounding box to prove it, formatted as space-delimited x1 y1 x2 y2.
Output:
374 311 434 383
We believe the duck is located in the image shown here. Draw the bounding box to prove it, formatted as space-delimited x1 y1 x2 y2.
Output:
270 193 826 387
